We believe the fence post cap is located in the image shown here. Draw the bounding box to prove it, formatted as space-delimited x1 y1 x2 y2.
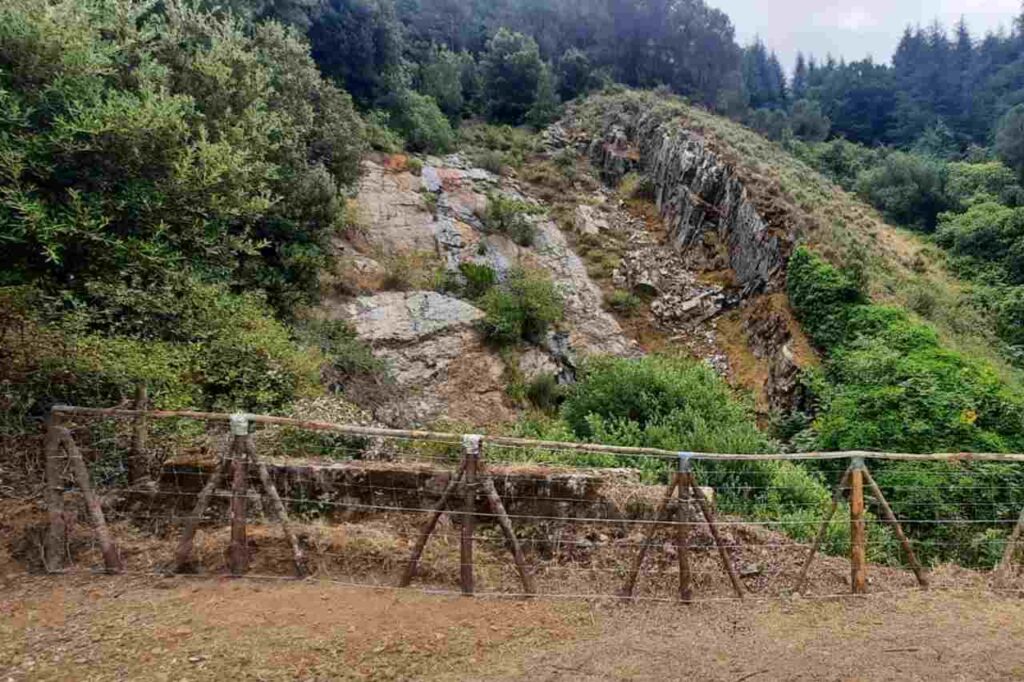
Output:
677 452 694 473
230 413 252 436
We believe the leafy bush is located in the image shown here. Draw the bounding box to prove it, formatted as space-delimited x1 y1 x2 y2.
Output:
947 162 1024 209
789 248 1024 454
4 282 323 415
605 290 643 316
380 89 455 154
458 262 498 299
855 152 950 231
479 268 563 345
484 194 541 247
936 202 1024 285
525 373 564 412
0 0 366 310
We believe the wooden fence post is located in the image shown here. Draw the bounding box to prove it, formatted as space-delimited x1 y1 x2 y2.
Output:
460 435 481 596
850 457 867 595
43 410 67 573
862 467 929 589
128 383 151 489
61 429 123 573
676 455 694 604
227 414 250 577
246 438 308 578
795 467 852 595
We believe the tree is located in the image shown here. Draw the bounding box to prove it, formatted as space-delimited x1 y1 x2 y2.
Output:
418 46 470 120
527 62 562 128
481 28 543 124
556 47 593 100
856 152 950 231
790 99 830 142
996 105 1024 177
742 39 786 110
307 0 404 105
792 52 809 100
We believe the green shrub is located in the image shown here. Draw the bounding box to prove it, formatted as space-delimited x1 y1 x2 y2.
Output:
381 89 455 154
787 247 864 348
525 373 563 412
605 290 643 316
479 268 563 345
855 152 950 231
458 262 498 299
947 161 1024 209
485 194 541 247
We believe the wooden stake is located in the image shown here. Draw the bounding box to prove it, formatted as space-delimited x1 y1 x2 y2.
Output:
245 439 308 578
690 480 744 599
128 383 151 489
622 475 679 598
676 471 694 604
173 445 231 573
850 459 867 594
460 435 480 596
863 467 928 589
399 463 466 587
795 467 852 595
61 430 123 573
43 413 67 573
998 506 1024 580
481 476 535 595
227 434 250 576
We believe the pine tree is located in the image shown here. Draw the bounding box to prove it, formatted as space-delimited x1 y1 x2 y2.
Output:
793 52 809 101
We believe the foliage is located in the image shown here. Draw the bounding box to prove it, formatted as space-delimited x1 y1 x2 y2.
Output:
946 161 1024 209
526 63 562 129
307 0 403 105
417 46 476 121
556 48 595 100
484 194 541 247
788 248 1024 454
605 290 643 316
525 373 563 413
0 0 366 312
789 99 830 142
996 105 1024 178
457 262 497 299
479 268 563 345
855 152 950 231
378 89 455 154
481 28 543 125
936 202 1024 285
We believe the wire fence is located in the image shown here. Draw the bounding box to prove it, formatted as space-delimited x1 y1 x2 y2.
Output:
32 403 1024 603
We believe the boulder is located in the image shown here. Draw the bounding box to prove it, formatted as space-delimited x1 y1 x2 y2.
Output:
344 292 484 344
573 205 610 236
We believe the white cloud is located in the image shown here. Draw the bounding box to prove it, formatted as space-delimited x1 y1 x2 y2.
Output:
812 6 880 31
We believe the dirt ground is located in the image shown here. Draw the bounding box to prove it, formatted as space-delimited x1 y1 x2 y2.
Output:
4 574 1024 681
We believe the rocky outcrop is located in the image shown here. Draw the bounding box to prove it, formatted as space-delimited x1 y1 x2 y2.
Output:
742 298 811 414
587 117 788 294
327 291 513 426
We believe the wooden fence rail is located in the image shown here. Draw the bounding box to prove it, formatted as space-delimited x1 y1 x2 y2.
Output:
40 403 1024 600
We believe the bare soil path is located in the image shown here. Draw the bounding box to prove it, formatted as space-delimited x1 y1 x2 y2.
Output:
4 574 1024 681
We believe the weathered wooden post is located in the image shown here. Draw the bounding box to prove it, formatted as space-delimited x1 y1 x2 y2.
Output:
128 383 151 489
61 429 123 573
43 409 67 573
676 454 694 604
460 435 481 596
795 466 852 595
862 467 928 589
850 456 867 594
227 414 250 576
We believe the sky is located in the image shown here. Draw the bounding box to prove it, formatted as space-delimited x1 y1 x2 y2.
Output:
707 0 1022 72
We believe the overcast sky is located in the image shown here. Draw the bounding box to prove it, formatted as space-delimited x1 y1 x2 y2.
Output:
707 0 1022 72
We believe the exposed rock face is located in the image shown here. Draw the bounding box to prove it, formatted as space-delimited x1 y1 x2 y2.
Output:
353 161 437 253
344 292 484 344
743 299 810 414
588 117 788 294
331 292 513 426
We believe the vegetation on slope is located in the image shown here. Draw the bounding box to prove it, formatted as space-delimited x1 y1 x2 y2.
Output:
0 0 379 431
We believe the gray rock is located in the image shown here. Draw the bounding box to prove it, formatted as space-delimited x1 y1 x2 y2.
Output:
344 292 484 344
421 166 442 193
573 205 610 236
588 115 787 293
